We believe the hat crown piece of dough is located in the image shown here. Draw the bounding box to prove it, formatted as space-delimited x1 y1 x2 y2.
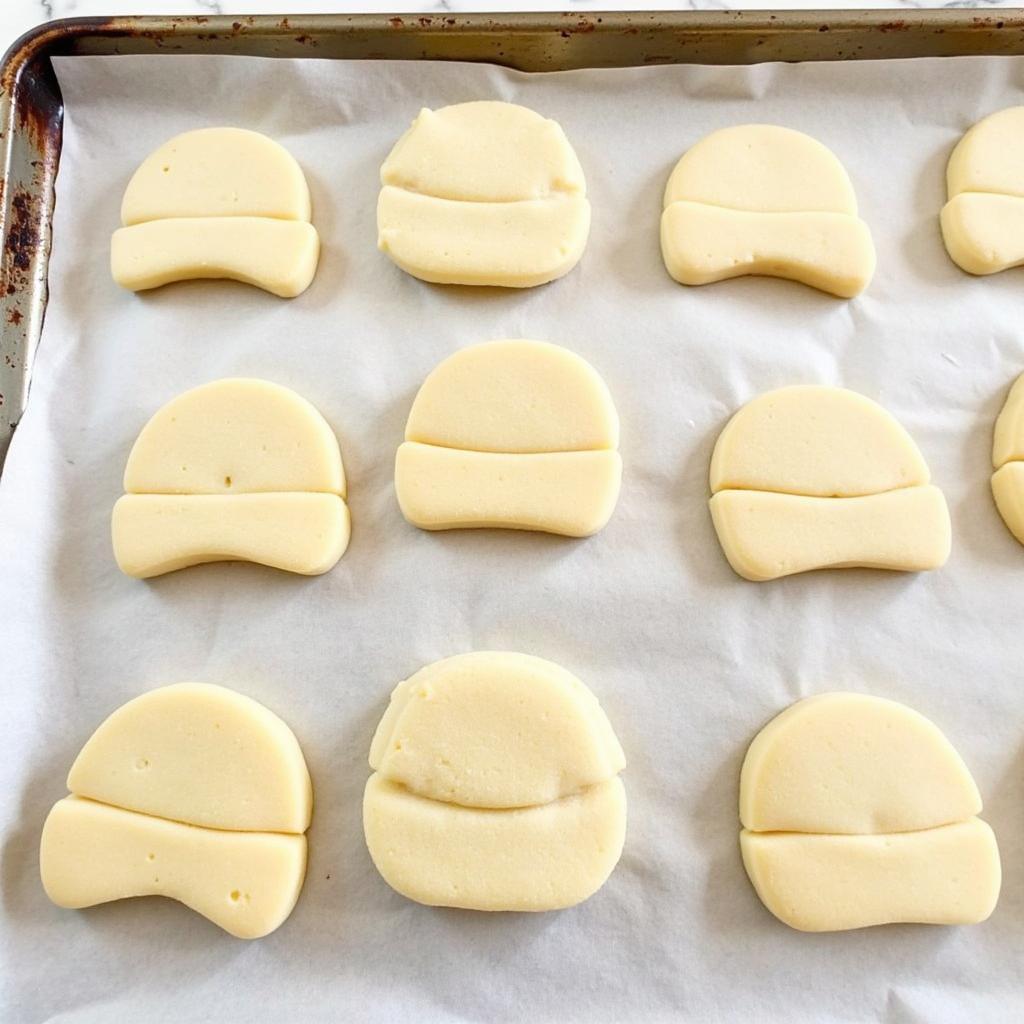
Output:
739 693 1000 931
40 683 312 939
112 379 350 578
363 652 627 911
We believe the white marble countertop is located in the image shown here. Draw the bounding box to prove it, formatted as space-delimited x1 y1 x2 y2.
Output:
3 0 1021 59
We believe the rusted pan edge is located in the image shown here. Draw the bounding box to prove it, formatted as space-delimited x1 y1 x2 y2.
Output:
1 10 1023 469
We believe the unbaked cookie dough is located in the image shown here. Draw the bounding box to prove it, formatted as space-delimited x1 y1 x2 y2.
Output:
111 128 320 297
941 107 1024 276
40 683 312 939
363 652 626 911
112 378 350 578
991 372 1024 545
378 101 590 287
740 693 1000 931
395 339 622 537
709 386 951 580
661 125 876 297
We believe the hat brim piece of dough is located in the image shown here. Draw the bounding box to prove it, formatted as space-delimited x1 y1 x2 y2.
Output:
41 796 307 940
112 492 350 578
111 217 320 298
363 775 626 912
741 820 1000 932
377 187 590 288
394 442 622 538
992 462 1024 545
709 486 951 582
660 202 876 298
940 193 1024 277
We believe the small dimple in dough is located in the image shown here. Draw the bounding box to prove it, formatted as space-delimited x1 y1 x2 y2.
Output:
660 124 875 297
395 340 622 538
377 101 590 287
112 127 320 297
941 107 1024 276
990 372 1024 546
39 683 312 939
112 379 350 578
363 652 627 911
708 386 950 581
739 693 1001 931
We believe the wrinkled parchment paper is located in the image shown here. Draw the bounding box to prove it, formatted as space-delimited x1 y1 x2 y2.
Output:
2 52 1024 1023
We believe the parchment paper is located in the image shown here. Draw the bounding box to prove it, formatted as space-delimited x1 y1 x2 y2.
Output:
2 52 1024 1023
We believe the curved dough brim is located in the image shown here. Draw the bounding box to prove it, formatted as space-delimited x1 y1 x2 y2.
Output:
112 492 350 578
395 442 621 537
111 217 320 298
740 820 1001 931
709 485 951 581
363 774 626 912
660 202 875 298
377 186 590 288
940 192 1024 277
40 796 307 940
992 461 1024 546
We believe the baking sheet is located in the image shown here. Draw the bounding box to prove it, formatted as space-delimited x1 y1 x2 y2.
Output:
2 50 1024 1023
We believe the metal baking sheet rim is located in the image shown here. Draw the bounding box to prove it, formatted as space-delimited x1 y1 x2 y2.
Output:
1 9 1023 471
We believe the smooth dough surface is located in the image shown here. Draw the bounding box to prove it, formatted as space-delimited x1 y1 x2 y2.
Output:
710 386 929 497
369 651 625 809
396 340 621 537
941 107 1024 275
404 339 619 453
709 486 951 581
741 820 1001 932
740 693 999 931
363 652 626 911
661 124 874 296
114 379 349 578
364 775 626 912
377 101 590 287
68 682 313 832
114 127 319 296
41 797 307 940
111 217 320 298
709 386 949 580
121 127 312 224
740 693 980 834
991 373 1024 546
40 684 312 938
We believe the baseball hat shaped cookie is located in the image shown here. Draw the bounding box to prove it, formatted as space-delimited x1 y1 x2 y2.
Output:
40 684 312 939
364 652 627 911
661 125 876 298
112 379 350 578
395 340 622 537
709 386 950 581
378 101 591 287
112 128 320 297
991 372 1024 545
740 693 1000 931
941 107 1024 276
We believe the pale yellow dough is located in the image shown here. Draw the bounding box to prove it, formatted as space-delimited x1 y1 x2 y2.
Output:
395 340 622 538
661 125 875 297
112 379 349 578
363 652 626 911
40 684 312 938
740 694 1000 932
941 107 1024 276
113 127 319 296
709 386 950 580
991 373 1024 546
378 101 590 287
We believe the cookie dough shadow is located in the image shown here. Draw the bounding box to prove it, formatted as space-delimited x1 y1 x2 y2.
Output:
901 143 961 286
